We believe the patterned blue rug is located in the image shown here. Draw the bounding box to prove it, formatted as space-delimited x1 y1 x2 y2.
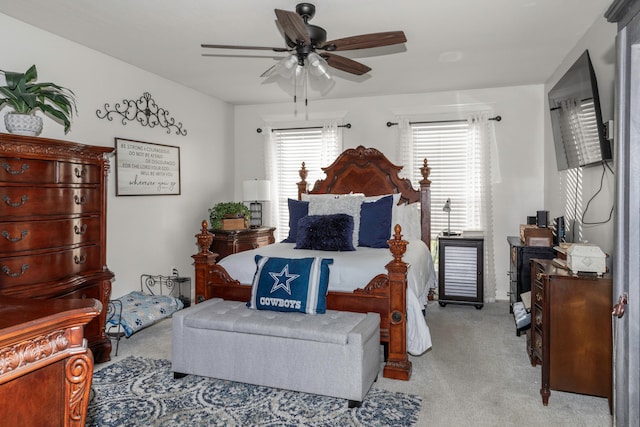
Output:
87 356 421 426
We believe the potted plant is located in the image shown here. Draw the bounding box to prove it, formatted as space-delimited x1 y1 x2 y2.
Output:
208 202 251 230
0 64 77 136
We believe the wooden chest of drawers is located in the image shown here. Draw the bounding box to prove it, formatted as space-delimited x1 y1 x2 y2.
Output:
0 133 114 363
528 258 612 410
210 227 275 260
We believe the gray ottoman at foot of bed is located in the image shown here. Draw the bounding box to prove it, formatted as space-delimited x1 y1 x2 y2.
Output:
172 298 380 406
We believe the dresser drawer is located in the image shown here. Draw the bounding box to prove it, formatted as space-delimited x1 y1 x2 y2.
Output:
58 162 101 184
0 187 101 217
0 216 101 254
532 329 543 361
0 245 102 292
235 234 273 252
0 158 56 183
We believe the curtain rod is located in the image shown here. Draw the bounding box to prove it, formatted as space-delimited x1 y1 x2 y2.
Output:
256 123 352 133
386 115 502 127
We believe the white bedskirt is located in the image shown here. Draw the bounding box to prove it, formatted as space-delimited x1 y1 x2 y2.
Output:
218 240 435 355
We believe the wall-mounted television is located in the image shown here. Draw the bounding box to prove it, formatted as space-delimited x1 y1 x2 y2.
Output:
548 50 612 171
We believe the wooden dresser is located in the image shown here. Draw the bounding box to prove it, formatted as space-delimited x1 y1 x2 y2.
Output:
0 296 100 426
0 133 114 363
210 226 275 259
528 258 612 410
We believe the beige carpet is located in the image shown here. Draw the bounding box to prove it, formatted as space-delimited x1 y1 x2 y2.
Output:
97 300 613 426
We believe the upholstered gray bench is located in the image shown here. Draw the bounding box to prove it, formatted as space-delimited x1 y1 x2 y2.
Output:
172 298 380 407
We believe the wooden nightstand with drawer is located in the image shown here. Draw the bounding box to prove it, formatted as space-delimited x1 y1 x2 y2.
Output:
209 227 275 260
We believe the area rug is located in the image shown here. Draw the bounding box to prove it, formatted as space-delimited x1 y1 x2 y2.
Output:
87 356 422 427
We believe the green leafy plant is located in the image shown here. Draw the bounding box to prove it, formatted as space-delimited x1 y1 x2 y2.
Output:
0 65 77 133
208 202 251 229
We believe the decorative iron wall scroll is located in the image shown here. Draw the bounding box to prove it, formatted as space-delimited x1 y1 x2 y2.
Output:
97 92 187 136
115 138 181 196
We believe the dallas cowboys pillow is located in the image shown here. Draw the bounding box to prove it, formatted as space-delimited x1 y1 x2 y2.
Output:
247 255 333 314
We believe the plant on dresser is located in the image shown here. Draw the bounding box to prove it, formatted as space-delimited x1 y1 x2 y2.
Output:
0 132 114 363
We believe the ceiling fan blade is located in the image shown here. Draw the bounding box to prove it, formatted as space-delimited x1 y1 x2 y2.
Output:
322 31 407 51
321 53 371 75
201 44 289 53
275 9 311 46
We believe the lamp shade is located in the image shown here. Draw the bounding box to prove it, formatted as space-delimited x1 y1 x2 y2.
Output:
243 180 271 201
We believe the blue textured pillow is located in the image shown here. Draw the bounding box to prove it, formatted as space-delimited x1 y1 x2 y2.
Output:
282 199 309 243
295 214 356 251
359 195 393 248
248 256 333 314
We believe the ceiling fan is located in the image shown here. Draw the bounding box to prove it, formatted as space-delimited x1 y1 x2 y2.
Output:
201 3 407 83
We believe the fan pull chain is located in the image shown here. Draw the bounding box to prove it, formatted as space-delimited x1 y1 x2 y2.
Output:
293 64 298 117
304 65 309 120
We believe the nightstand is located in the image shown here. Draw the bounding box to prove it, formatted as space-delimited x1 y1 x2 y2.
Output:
209 227 275 260
437 235 484 309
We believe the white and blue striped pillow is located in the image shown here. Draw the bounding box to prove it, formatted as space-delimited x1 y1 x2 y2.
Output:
248 256 333 314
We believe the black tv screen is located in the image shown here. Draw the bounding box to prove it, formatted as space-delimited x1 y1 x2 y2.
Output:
548 50 612 171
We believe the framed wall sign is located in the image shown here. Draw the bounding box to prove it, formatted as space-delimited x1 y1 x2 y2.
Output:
115 138 181 196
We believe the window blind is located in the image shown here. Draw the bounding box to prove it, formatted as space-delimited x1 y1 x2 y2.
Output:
273 128 340 240
410 121 476 239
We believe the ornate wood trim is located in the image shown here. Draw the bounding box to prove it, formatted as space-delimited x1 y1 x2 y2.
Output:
64 353 94 427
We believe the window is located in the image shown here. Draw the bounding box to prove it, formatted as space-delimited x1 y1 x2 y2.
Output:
398 113 497 302
405 120 479 241
266 124 341 241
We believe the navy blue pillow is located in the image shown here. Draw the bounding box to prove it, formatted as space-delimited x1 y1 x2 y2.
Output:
282 199 309 243
248 255 333 314
295 214 356 251
358 195 393 248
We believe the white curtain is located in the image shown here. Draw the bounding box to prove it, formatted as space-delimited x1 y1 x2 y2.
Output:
467 112 497 302
321 122 340 167
396 118 413 180
264 125 279 235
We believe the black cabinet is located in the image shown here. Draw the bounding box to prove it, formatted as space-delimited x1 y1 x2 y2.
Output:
507 236 554 312
438 236 484 309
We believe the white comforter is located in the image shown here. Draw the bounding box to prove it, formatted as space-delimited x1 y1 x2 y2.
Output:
218 240 435 355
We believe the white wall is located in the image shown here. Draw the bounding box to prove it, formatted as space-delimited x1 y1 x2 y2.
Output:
234 85 547 301
543 15 617 259
0 14 234 298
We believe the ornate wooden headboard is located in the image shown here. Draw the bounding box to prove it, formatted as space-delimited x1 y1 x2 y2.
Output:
296 145 432 249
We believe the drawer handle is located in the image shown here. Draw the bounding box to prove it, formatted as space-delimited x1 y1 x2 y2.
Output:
2 195 28 207
74 167 87 179
74 195 87 205
2 163 29 175
74 224 88 235
74 254 87 264
2 264 29 277
1 230 28 242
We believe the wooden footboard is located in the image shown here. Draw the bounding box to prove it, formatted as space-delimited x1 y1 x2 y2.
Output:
192 221 412 381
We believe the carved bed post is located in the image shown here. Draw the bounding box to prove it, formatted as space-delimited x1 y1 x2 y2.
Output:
383 224 412 381
419 158 432 250
297 162 308 200
192 220 218 304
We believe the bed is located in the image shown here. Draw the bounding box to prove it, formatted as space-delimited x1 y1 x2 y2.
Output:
192 145 433 380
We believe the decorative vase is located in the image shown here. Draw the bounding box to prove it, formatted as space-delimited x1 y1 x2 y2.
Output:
4 113 43 136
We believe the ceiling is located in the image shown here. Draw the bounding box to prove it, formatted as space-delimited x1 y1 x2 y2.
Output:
0 0 612 105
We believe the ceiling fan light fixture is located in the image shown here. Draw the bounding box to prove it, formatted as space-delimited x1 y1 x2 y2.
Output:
307 52 331 81
275 54 299 79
